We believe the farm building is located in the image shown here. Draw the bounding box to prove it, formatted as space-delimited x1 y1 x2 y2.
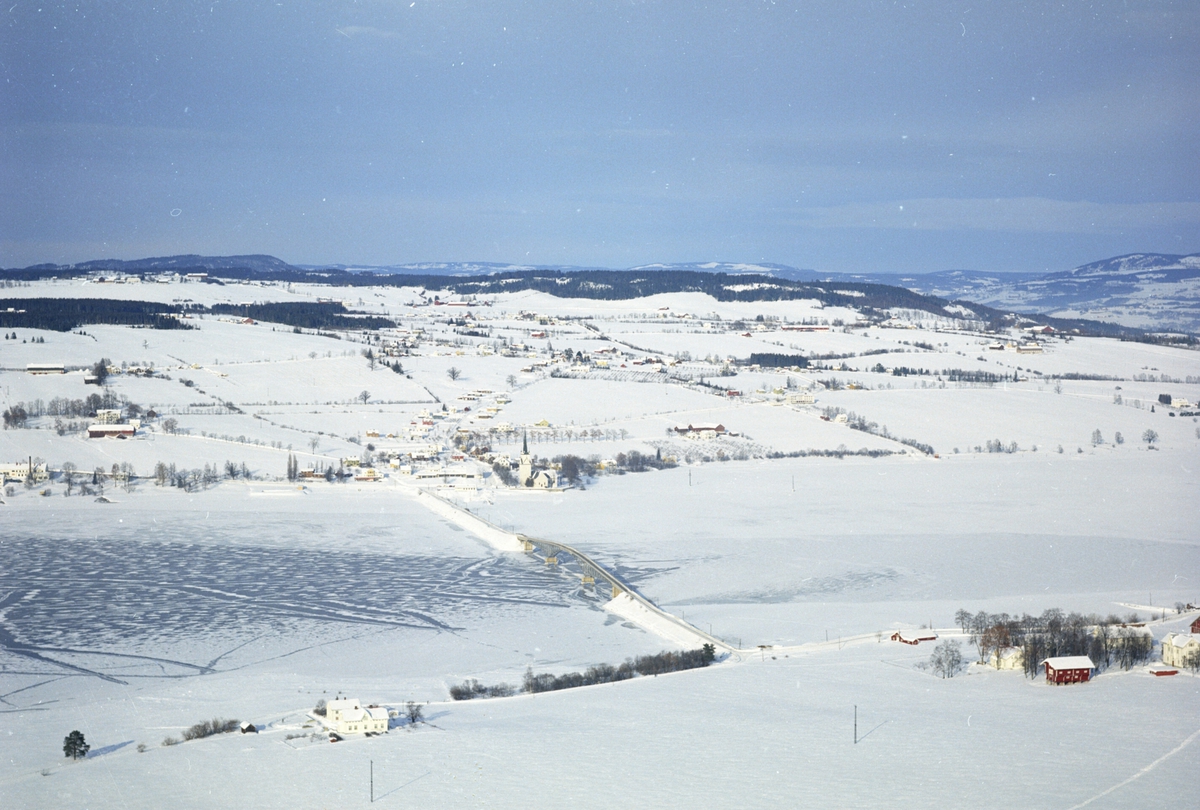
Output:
87 425 135 439
324 698 388 735
26 363 65 374
1161 634 1200 669
413 467 482 488
1 459 49 483
1043 656 1094 685
1191 617 1200 634
673 423 727 439
891 630 938 645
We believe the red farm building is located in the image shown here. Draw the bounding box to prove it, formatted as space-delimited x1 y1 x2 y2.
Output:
1042 656 1094 685
890 630 938 646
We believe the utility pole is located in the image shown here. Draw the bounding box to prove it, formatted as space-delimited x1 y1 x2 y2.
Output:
370 759 374 803
854 705 858 744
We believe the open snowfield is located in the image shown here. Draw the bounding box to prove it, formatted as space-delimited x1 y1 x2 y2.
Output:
2 278 1199 808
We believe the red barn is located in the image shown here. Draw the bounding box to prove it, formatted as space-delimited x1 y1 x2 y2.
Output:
891 630 938 645
1190 617 1200 634
1043 656 1094 685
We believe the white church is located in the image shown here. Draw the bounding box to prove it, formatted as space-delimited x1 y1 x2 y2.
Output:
517 433 557 489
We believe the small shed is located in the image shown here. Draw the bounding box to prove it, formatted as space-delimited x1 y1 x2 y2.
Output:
1043 656 1094 685
891 630 938 645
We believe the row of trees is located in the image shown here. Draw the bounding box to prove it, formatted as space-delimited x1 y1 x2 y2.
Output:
152 461 248 490
822 407 936 456
451 645 717 700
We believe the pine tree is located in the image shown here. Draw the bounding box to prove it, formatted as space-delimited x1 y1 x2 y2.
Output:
63 730 89 760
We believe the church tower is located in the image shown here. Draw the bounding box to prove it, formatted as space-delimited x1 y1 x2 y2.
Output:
518 431 533 486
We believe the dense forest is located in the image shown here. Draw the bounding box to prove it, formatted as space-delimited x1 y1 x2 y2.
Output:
0 299 191 331
747 352 810 368
0 299 392 332
210 302 394 331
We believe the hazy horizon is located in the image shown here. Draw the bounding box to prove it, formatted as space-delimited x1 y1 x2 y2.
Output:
3 2 1197 274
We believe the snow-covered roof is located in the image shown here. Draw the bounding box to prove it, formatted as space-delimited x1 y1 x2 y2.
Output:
365 706 389 720
327 698 361 711
1042 656 1094 669
893 629 938 641
1166 633 1200 648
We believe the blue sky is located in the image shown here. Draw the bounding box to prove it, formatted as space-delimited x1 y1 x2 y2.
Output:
2 1 1197 273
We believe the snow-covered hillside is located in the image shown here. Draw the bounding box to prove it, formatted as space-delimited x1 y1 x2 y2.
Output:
1 275 1198 808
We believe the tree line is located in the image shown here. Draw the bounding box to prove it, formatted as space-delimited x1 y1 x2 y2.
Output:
955 607 1154 678
450 645 717 700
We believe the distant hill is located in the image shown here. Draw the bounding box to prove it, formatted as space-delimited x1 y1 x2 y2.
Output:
9 251 1195 334
898 253 1200 332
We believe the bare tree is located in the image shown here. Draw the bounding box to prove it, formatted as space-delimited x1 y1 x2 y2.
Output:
405 701 424 725
506 374 518 389
358 390 370 405
1142 429 1159 446
309 436 320 453
447 366 461 381
929 640 964 678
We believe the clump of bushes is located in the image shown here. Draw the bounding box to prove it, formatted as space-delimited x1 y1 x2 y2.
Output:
449 679 517 700
451 645 717 700
180 717 239 741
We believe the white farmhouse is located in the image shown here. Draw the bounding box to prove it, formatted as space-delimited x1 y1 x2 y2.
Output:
988 646 1024 670
324 698 388 735
1161 633 1200 669
1 459 49 483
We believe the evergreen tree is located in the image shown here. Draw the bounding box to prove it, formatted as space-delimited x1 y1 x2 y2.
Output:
63 730 89 760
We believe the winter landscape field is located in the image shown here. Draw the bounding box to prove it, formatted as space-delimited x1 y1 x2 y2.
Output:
1 272 1198 809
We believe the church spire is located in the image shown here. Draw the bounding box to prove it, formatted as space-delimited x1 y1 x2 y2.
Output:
522 431 528 455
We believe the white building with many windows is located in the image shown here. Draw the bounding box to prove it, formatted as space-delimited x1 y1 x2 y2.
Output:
324 698 388 735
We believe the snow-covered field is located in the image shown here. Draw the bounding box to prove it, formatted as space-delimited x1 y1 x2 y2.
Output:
1 278 1198 808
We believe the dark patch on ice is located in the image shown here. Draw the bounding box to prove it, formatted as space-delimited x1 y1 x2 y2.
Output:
675 568 903 604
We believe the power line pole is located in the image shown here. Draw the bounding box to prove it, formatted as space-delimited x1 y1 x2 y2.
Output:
854 705 858 744
370 759 374 803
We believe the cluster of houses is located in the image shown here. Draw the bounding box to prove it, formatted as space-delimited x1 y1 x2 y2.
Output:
890 616 1200 683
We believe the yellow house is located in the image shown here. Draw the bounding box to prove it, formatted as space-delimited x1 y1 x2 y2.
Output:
988 646 1024 670
324 698 388 735
1162 634 1200 668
